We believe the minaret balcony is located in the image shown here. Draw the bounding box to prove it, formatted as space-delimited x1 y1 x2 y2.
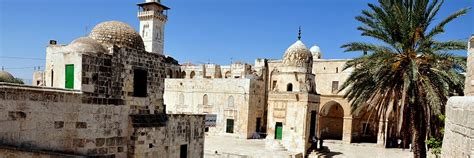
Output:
138 11 167 20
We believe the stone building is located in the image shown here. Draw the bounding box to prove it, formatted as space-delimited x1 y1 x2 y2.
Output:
164 78 266 139
441 35 474 158
1 0 205 157
264 40 319 155
164 38 396 156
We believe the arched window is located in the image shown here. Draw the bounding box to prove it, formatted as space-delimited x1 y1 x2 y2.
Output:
287 83 293 92
336 67 339 73
203 94 208 105
181 71 186 78
228 96 234 107
166 69 172 78
190 71 196 79
179 93 184 105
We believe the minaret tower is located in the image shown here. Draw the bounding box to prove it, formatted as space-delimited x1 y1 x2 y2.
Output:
137 0 169 54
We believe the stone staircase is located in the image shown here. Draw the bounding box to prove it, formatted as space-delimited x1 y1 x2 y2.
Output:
307 146 330 158
265 140 287 151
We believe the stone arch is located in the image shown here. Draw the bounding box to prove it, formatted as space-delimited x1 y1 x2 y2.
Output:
181 71 186 78
351 106 380 143
166 69 172 78
224 71 231 78
286 83 293 92
174 70 180 78
319 101 344 140
190 71 196 79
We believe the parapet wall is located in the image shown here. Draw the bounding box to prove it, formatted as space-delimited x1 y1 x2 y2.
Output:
441 97 474 158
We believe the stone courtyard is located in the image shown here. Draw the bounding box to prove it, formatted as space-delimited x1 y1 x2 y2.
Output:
204 135 412 158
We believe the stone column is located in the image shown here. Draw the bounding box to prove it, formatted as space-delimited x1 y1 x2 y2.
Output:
377 119 387 147
342 116 353 143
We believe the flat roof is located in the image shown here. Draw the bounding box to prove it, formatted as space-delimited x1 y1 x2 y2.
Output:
137 2 170 10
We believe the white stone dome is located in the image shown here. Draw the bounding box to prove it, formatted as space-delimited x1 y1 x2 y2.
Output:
282 40 313 67
89 21 145 50
69 37 107 54
310 45 322 59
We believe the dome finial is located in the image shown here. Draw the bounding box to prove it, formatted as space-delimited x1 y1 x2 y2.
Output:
298 26 302 40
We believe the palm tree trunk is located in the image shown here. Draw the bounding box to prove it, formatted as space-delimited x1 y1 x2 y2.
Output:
410 105 427 158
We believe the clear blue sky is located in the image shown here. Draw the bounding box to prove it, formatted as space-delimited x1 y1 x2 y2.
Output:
0 0 472 81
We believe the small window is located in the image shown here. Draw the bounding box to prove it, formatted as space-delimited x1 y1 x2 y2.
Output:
203 94 208 105
287 83 293 92
190 71 196 79
272 81 277 90
133 69 148 97
332 81 339 94
51 70 54 87
336 67 339 73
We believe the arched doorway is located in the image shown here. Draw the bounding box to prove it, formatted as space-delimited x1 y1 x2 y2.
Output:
352 107 379 143
319 101 344 140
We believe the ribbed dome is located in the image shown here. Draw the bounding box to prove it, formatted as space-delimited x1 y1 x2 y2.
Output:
310 45 322 59
89 21 145 50
0 71 15 81
282 40 313 67
69 37 107 54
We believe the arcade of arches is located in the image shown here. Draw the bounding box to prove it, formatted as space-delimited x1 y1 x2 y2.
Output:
317 97 387 145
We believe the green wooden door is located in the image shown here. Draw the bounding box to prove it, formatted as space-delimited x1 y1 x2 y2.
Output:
275 122 283 140
65 64 74 89
226 119 234 133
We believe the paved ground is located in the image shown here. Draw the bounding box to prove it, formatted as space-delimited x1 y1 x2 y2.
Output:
204 135 413 158
320 140 413 158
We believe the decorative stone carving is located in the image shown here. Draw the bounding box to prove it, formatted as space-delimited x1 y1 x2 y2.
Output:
282 40 313 68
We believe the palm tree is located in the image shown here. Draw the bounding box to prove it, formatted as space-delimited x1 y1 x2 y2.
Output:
339 0 469 157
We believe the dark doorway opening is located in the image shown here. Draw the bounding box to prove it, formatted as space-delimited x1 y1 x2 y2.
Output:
133 69 148 97
226 119 234 133
180 144 187 158
256 117 262 133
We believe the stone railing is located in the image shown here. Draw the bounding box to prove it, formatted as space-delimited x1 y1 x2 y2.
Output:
137 11 167 19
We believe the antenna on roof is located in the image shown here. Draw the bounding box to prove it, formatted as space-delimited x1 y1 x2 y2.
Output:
298 26 302 40
1 66 4 71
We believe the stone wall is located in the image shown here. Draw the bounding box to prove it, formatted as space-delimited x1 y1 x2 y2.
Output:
442 36 474 157
441 97 474 158
0 146 85 158
129 114 205 157
164 78 266 139
0 83 129 157
465 36 474 96
312 59 352 95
